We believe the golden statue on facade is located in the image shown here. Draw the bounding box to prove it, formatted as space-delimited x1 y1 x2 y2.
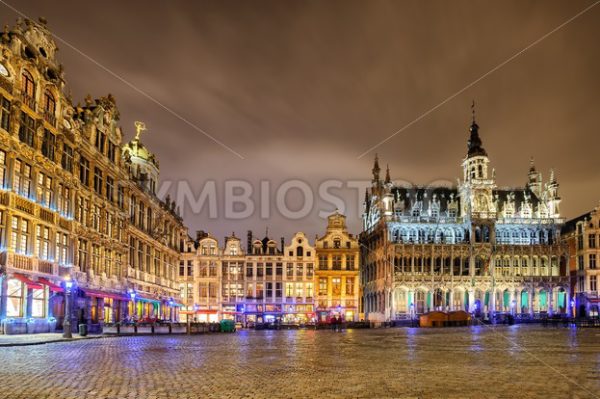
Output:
134 120 147 140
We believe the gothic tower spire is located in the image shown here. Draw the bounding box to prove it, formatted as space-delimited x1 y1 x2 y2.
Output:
385 164 391 185
467 101 487 158
372 153 381 183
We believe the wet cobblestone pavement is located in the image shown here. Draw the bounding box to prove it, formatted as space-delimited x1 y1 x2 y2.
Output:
0 325 599 399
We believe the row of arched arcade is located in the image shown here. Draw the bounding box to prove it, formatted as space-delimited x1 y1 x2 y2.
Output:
364 286 570 319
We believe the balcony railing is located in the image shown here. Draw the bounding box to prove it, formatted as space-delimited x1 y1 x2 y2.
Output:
43 111 57 127
4 252 59 276
21 92 36 111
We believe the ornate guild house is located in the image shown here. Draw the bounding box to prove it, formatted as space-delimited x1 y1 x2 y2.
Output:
0 18 185 335
360 114 570 322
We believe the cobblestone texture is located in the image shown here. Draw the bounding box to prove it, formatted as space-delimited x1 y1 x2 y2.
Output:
0 325 599 399
0 333 101 347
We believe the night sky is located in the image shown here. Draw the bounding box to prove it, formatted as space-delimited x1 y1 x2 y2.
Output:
2 1 599 242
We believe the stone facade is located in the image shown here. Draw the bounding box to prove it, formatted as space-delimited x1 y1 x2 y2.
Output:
314 211 360 322
0 18 185 334
562 206 600 317
360 116 570 322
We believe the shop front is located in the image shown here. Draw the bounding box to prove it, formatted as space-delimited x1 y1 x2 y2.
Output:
221 304 244 323
79 288 130 333
283 304 315 325
0 273 64 334
316 305 355 324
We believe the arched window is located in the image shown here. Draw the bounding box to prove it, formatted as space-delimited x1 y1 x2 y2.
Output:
21 70 35 108
296 246 303 257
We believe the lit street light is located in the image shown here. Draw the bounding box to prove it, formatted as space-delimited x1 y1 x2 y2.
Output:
62 276 74 339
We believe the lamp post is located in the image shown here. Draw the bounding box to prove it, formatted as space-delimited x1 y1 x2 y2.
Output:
128 289 136 321
62 276 74 339
168 298 175 322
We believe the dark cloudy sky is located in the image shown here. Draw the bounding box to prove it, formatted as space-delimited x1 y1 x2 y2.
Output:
2 0 599 242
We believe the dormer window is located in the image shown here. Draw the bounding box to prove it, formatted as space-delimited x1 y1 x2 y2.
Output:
333 238 341 248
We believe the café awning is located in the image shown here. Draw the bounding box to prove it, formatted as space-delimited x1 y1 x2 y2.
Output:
38 278 64 293
13 274 43 289
82 288 130 301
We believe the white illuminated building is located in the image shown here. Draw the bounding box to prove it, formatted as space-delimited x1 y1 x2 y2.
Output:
360 114 570 322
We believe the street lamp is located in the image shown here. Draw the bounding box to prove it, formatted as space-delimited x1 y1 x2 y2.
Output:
62 275 74 339
128 289 136 321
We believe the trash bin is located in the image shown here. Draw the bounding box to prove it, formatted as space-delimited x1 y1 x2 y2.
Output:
78 323 88 336
220 319 236 333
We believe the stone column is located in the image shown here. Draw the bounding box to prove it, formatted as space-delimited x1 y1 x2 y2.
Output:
548 286 554 316
0 276 8 319
449 290 454 311
25 286 33 318
4 151 16 190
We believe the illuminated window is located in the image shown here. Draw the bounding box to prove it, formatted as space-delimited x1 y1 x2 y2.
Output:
346 278 354 295
36 172 52 207
285 282 294 297
332 278 341 295
56 232 68 265
6 279 24 317
10 216 29 254
318 278 327 295
91 244 100 273
31 288 46 317
13 159 32 197
305 282 313 298
35 224 50 260
57 184 70 217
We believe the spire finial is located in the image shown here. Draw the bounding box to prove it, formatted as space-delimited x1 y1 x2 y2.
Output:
385 164 391 184
529 156 536 173
471 100 476 123
372 153 381 182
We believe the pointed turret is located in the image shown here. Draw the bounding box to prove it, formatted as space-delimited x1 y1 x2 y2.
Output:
527 157 542 198
467 119 487 158
385 164 391 185
372 154 381 183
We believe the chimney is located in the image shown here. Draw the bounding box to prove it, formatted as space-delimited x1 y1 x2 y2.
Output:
247 230 253 253
280 236 285 253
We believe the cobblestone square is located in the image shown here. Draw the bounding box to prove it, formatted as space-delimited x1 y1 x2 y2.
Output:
0 325 599 399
